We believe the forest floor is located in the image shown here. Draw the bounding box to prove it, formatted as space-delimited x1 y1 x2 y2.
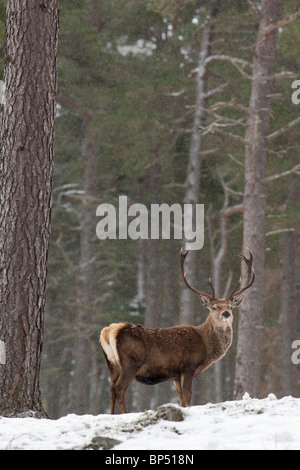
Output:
0 394 299 450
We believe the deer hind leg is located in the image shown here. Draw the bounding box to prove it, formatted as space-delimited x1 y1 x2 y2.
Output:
100 323 126 414
109 366 120 414
114 365 139 414
100 356 120 414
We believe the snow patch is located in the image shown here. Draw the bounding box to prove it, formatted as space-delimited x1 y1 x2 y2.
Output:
0 396 300 450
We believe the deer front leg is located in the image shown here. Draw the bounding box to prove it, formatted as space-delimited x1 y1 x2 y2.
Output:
180 372 193 407
174 380 183 406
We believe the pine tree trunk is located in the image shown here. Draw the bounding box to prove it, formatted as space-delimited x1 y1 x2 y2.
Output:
279 230 298 397
139 162 162 411
279 178 300 397
234 0 280 399
180 7 218 407
0 0 59 416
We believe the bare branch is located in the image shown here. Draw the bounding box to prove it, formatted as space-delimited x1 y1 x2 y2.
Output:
205 55 252 79
53 183 80 193
225 186 244 198
266 228 295 237
210 99 248 114
165 88 186 97
57 189 85 204
264 163 300 182
199 108 246 137
205 83 228 99
201 119 246 136
267 116 300 141
274 71 297 80
222 204 244 218
214 129 246 144
228 153 244 168
246 0 261 19
265 9 300 36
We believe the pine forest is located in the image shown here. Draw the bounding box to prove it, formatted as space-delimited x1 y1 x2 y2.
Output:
0 0 299 419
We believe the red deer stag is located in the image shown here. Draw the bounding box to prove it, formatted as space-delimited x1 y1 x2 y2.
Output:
100 249 255 414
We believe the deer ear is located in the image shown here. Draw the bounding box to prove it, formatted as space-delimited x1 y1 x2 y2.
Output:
199 295 212 309
232 296 243 307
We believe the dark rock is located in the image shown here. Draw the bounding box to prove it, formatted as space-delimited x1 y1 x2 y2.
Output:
83 435 121 450
155 404 184 422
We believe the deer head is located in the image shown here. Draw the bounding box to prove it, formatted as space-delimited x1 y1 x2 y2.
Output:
180 248 255 328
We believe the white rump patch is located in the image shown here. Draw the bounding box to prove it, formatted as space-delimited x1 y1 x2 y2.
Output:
100 323 126 366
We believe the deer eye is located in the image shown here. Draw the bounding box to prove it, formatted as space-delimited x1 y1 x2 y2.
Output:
212 305 217 311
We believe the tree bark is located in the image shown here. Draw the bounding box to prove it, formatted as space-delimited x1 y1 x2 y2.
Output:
0 0 59 416
279 178 300 398
279 230 298 397
234 0 281 399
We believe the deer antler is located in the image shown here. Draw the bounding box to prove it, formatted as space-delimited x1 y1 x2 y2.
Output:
228 248 255 299
180 248 215 300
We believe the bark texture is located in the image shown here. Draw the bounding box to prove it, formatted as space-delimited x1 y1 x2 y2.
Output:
279 179 300 397
234 0 281 399
0 0 59 416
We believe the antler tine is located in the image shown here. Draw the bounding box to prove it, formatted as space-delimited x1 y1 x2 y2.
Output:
229 276 242 297
208 278 216 299
228 248 255 299
180 248 214 300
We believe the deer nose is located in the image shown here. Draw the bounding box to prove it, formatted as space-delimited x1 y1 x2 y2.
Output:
222 311 231 318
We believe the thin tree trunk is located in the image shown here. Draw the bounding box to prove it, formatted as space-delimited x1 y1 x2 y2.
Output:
212 203 243 402
180 4 218 325
144 162 162 329
158 239 180 405
139 162 162 411
234 0 281 399
182 7 218 401
70 126 99 415
0 0 59 416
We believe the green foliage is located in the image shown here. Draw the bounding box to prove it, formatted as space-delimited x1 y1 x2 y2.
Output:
147 0 196 22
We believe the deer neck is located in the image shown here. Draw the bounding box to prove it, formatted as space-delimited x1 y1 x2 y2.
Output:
197 316 233 363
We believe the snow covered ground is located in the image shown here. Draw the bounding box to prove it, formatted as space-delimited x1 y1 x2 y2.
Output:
0 394 300 450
